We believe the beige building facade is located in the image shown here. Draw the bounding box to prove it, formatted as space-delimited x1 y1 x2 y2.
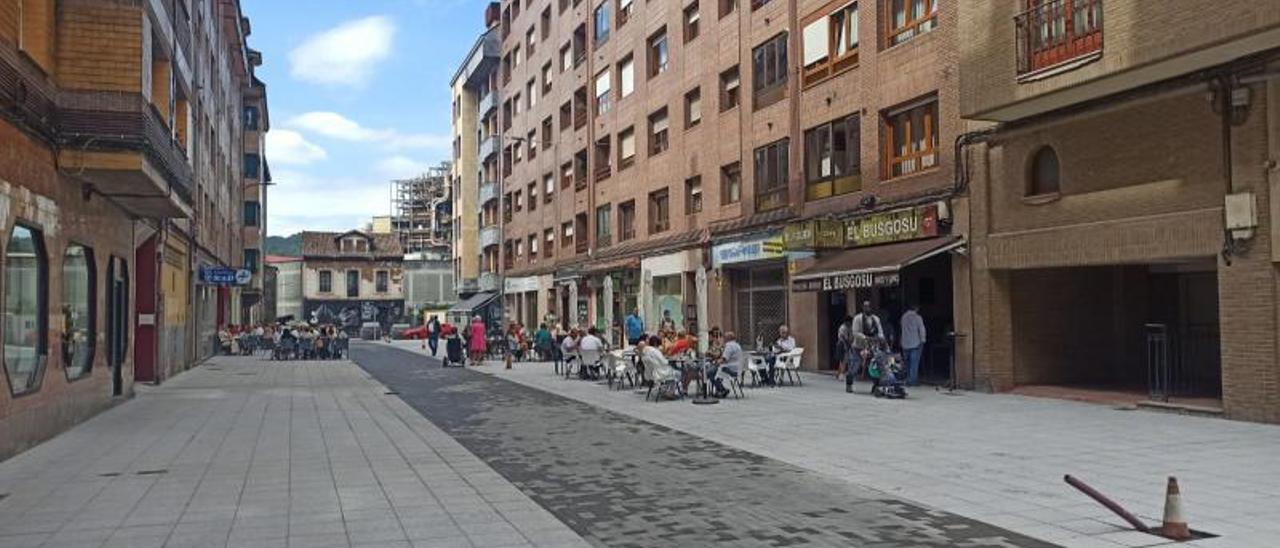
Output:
960 1 1280 421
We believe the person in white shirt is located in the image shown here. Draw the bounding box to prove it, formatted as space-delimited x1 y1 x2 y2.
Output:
577 327 607 379
638 335 677 398
848 301 884 393
764 325 796 386
710 332 744 397
899 303 927 386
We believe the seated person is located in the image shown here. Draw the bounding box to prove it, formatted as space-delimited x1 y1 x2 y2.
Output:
639 335 678 397
577 327 606 379
709 332 744 398
763 325 797 386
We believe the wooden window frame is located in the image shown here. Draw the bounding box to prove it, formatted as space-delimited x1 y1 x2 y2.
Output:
801 0 860 88
881 97 939 180
883 0 938 49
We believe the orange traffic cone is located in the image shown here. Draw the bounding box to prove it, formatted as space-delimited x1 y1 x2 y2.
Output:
1161 476 1191 540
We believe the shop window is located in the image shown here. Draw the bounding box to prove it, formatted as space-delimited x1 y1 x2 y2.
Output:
5 224 48 395
882 97 938 179
753 139 789 211
752 33 788 110
885 0 937 48
319 270 333 293
376 270 389 293
62 244 95 381
804 114 861 200
1029 145 1061 196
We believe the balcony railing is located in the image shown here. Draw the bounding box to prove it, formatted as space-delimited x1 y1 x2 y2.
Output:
480 225 500 248
478 91 497 115
575 237 589 254
594 163 611 181
1016 0 1103 76
478 181 498 204
60 91 194 201
478 135 500 160
479 272 498 292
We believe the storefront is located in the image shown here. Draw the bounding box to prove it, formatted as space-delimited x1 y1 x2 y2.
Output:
640 249 700 335
711 230 789 351
503 275 544 329
788 203 963 381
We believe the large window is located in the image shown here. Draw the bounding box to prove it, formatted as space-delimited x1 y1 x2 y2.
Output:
319 270 333 293
5 225 47 395
752 33 788 110
346 270 359 297
753 139 789 211
882 97 938 178
648 28 669 77
593 1 610 46
648 188 670 234
62 244 95 381
804 114 861 200
885 0 937 48
648 108 669 155
802 2 859 86
376 270 389 293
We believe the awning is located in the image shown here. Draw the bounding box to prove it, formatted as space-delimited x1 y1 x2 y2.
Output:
448 292 498 313
791 236 964 292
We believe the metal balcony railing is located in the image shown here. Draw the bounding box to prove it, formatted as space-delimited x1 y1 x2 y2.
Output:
1016 0 1103 75
478 181 498 204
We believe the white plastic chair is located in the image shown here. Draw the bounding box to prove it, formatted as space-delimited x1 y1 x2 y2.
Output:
714 365 744 399
578 348 604 380
742 355 767 387
606 351 636 390
778 348 805 386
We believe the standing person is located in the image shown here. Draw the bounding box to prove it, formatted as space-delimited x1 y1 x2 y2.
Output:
836 315 854 381
848 301 884 393
659 310 676 335
624 308 645 347
534 323 553 361
468 316 488 366
426 315 441 357
900 303 927 386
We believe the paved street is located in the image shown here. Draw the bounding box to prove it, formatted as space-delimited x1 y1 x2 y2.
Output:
0 355 586 548
385 341 1280 548
355 343 1052 547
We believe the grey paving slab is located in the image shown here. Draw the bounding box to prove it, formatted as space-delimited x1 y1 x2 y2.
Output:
354 343 1056 548
0 355 584 548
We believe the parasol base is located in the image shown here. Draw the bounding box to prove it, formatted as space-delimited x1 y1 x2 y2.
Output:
691 396 720 405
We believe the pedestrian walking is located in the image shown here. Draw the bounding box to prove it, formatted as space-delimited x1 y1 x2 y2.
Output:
900 304 927 386
848 301 884 393
427 315 441 357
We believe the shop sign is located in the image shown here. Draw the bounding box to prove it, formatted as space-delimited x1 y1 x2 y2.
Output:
503 276 540 294
784 220 845 250
199 266 251 286
792 270 901 292
712 232 784 267
845 204 939 247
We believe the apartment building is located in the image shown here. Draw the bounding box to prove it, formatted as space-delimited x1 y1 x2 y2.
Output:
960 1 1280 421
241 52 270 326
450 26 500 301
474 0 971 377
0 0 267 458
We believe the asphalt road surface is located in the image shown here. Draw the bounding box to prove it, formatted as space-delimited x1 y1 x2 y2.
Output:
352 343 1057 548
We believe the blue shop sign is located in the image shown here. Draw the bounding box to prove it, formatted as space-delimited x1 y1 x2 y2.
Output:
712 232 785 267
200 266 252 286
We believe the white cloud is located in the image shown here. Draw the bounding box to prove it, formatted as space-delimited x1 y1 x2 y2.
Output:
289 111 449 150
265 130 327 165
376 156 432 178
267 170 390 235
288 16 395 87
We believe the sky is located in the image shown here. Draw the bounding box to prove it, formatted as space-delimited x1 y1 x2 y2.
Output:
242 0 483 236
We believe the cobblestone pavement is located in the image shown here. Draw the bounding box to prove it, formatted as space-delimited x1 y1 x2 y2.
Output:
353 343 1056 548
383 341 1280 548
0 355 587 548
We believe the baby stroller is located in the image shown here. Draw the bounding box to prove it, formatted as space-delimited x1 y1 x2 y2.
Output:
867 340 907 399
442 328 466 367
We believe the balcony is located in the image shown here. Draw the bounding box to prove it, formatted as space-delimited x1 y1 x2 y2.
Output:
479 181 498 204
1016 0 1103 76
480 225 500 248
478 272 498 292
478 135 500 160
460 29 500 89
478 91 497 116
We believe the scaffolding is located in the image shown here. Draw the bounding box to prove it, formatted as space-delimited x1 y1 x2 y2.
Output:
390 162 453 259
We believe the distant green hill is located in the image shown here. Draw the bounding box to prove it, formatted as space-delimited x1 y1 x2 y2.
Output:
265 233 302 257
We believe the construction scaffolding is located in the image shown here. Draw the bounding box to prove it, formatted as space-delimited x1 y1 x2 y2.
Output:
390 162 453 260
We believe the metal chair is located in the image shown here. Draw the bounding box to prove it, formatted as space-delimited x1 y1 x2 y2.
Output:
714 364 744 399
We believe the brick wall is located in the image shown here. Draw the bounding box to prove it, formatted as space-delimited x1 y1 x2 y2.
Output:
56 3 144 92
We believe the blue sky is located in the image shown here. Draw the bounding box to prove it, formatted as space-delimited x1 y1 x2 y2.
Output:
243 0 482 236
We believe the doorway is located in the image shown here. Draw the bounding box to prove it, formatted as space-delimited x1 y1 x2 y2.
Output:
109 255 131 395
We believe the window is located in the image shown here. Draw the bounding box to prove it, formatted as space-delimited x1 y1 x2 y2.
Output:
882 98 938 178
1029 146 1061 196
376 270 389 293
319 270 333 293
594 136 612 180
593 1 610 46
574 149 589 190
62 244 94 381
244 153 260 178
721 161 741 204
528 182 538 211
885 0 937 48
244 248 260 273
685 176 703 214
516 239 525 259
243 201 260 226
512 45 522 68
719 0 738 18
648 188 670 234
594 69 612 115
596 204 613 246
752 0 773 9
545 229 556 258
5 225 47 395
561 161 574 189
529 234 539 259
618 126 637 169
542 62 553 94
244 105 260 130
562 221 575 248
618 200 636 241
346 270 359 297
526 26 537 55
648 108 669 155
527 79 537 109
560 100 572 130
541 6 552 39
802 2 859 86
542 117 553 148
527 130 538 159
513 93 522 116
560 42 573 72
544 173 555 203
618 0 634 27
753 138 789 211
618 55 635 98
752 33 788 109
684 87 702 129
683 2 701 43
648 28 669 77
1017 0 1104 75
804 114 861 199
514 190 524 211
719 66 740 111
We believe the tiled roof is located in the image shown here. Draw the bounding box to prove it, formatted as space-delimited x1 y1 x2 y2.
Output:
708 208 795 237
301 230 404 259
